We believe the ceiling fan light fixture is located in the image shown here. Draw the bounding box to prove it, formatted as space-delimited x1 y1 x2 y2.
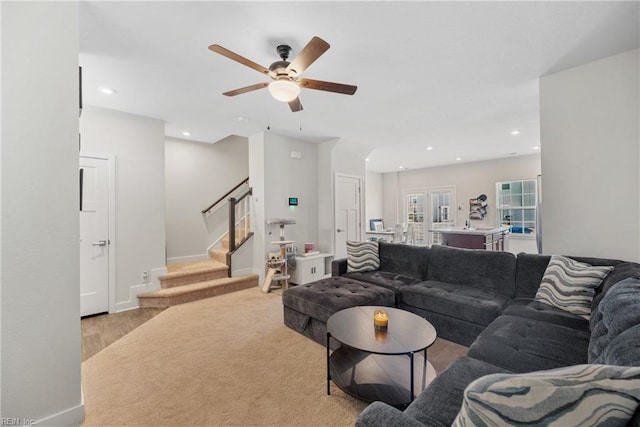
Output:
268 79 300 103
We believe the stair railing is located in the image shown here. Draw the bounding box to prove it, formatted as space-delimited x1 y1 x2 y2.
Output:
201 177 253 273
227 187 253 267
201 177 249 216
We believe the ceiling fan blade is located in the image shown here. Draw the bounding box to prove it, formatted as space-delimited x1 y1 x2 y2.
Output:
288 97 304 112
223 82 268 97
209 44 276 78
286 36 330 77
298 78 357 95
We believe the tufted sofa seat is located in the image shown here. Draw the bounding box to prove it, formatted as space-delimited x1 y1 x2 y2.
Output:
282 276 395 346
467 315 592 373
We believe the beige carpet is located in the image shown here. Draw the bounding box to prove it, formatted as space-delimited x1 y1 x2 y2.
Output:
82 287 467 426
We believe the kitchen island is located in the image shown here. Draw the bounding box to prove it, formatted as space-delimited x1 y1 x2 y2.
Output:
428 226 509 251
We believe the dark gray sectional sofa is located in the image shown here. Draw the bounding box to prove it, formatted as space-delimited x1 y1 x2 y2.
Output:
281 241 640 426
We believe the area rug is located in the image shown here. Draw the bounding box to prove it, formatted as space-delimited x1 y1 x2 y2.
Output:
81 287 467 426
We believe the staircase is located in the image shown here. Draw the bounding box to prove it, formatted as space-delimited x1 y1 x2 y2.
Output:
137 256 258 308
138 178 257 308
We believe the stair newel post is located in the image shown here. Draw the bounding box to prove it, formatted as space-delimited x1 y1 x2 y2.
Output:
227 197 237 270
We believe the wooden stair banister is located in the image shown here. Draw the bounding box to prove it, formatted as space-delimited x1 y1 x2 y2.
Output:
201 177 249 215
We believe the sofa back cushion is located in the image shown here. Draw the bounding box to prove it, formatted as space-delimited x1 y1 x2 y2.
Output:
589 277 640 365
591 262 640 330
378 242 429 280
514 253 552 298
427 245 516 297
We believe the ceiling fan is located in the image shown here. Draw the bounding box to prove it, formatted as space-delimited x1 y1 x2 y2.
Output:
208 36 357 112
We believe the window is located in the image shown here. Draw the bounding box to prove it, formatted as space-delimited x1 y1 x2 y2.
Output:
496 179 537 235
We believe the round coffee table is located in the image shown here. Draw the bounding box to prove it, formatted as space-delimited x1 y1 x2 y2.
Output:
326 306 437 407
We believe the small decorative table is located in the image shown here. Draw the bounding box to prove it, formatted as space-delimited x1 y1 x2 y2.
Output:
326 306 437 407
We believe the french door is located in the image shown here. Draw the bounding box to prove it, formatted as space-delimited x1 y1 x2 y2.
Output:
404 187 455 245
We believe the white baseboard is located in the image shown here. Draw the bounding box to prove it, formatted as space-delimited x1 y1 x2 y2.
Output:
115 266 167 313
115 286 145 312
167 253 209 265
33 401 84 426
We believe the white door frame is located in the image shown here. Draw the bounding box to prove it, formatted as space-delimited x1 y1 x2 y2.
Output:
333 173 363 256
80 152 117 314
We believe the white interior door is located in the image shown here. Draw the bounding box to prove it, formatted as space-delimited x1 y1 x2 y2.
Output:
334 174 362 259
80 156 110 316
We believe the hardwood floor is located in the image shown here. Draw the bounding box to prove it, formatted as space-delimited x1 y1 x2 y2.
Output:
81 308 165 362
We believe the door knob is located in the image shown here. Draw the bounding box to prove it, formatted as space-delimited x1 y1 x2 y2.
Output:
92 240 108 246
336 229 344 233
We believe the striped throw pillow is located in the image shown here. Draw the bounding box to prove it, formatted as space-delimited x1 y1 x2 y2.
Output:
534 255 613 320
346 241 380 273
453 364 640 427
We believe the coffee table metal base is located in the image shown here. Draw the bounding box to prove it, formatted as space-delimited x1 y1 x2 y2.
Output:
326 334 430 408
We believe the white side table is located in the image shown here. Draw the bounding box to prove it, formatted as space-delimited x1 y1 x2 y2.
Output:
291 253 334 285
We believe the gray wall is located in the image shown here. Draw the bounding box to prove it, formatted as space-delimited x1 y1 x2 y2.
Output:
80 106 166 310
317 137 369 258
540 49 639 261
1 2 84 423
165 135 248 263
249 132 319 283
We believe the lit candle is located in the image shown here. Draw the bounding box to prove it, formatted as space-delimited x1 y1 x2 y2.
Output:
373 309 389 331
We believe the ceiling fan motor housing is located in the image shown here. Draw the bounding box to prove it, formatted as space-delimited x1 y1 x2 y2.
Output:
270 45 293 77
269 60 291 77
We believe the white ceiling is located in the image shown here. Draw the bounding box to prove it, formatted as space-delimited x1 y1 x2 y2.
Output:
79 1 639 173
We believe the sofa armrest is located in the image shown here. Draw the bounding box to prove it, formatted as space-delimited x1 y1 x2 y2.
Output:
331 258 348 276
355 402 426 427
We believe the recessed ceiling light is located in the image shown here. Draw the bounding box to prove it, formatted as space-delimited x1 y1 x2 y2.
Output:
99 87 116 95
365 158 370 162
533 146 540 150
399 165 404 169
237 116 249 123
456 157 462 161
510 130 520 136
182 131 191 137
426 146 433 151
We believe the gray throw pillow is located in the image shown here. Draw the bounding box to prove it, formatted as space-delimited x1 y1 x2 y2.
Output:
452 364 640 427
534 254 613 320
347 241 380 273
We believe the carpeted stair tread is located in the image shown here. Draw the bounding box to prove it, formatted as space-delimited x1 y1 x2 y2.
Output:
160 260 229 288
144 276 255 296
138 275 259 308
